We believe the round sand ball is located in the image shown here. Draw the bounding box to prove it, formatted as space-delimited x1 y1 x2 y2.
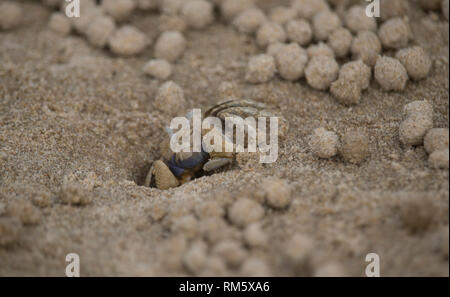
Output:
143 59 172 80
86 16 116 48
286 19 313 46
339 60 371 90
233 8 267 35
240 257 271 277
424 128 449 154
245 54 276 84
444 0 450 20
266 42 286 57
269 6 297 25
154 81 186 116
262 177 292 209
374 56 408 91
328 28 352 58
380 0 409 21
160 0 184 15
102 0 136 22
256 22 287 49
228 198 264 227
171 215 199 239
48 12 72 36
183 240 207 274
275 43 308 81
340 130 369 164
220 0 256 21
399 116 433 146
420 0 442 10
291 0 330 20
213 240 248 269
395 47 432 81
181 0 214 30
403 100 433 119
0 1 23 31
378 17 411 49
305 56 339 91
307 42 335 58
154 31 186 62
243 223 268 248
309 128 340 158
108 26 149 56
330 79 362 105
351 31 382 67
284 233 314 263
345 5 377 33
429 149 449 169
312 10 342 41
72 6 104 35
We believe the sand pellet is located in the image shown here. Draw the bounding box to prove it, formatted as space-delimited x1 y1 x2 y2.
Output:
309 128 340 158
48 12 72 36
328 28 352 58
275 43 308 81
154 81 186 116
374 56 408 91
305 56 339 91
312 10 342 41
395 46 432 81
286 19 313 46
351 30 382 67
256 22 287 49
108 25 149 56
181 0 214 30
233 8 267 35
378 17 411 49
345 5 377 33
142 59 172 80
86 16 116 48
245 54 276 84
228 198 264 227
154 31 186 62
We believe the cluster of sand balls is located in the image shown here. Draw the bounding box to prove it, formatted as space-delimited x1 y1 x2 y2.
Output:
399 100 449 169
308 128 369 164
154 176 298 276
40 0 217 81
30 0 446 98
237 0 446 106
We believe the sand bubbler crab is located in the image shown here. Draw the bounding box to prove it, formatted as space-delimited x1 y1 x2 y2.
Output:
145 99 288 190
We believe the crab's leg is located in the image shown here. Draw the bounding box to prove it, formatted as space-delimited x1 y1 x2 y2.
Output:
144 162 156 187
203 157 233 172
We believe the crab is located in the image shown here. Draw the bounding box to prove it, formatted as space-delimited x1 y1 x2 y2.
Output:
145 99 287 190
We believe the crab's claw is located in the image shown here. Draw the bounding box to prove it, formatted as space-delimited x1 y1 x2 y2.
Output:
145 160 180 190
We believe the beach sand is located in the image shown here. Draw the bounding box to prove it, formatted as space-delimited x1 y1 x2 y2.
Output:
0 0 448 276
